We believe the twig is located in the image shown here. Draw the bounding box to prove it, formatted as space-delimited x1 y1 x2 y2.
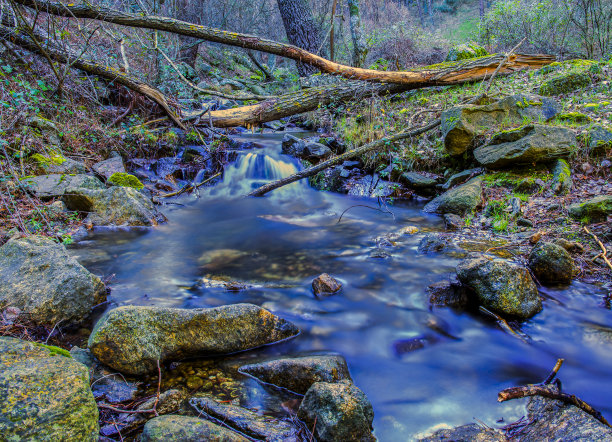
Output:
479 306 529 343
98 403 156 414
153 359 161 416
484 37 527 94
583 226 612 271
309 416 317 442
543 358 564 385
337 204 395 224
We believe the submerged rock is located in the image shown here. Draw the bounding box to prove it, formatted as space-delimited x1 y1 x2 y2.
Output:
297 380 375 442
141 415 248 442
63 186 158 226
0 236 106 325
20 173 104 200
239 354 352 395
423 176 483 216
568 195 612 223
190 395 299 441
427 277 470 309
0 337 99 441
88 304 300 375
312 273 343 297
528 242 575 284
456 255 542 319
474 124 576 169
418 423 507 441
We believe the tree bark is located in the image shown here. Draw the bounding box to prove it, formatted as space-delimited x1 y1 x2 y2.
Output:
11 0 556 85
276 0 324 76
347 0 368 67
176 0 200 67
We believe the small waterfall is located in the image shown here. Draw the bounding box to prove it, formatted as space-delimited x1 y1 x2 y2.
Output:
211 151 309 197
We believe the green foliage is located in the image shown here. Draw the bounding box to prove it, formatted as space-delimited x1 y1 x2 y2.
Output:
36 343 72 358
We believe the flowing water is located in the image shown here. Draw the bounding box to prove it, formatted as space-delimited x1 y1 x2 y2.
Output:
72 133 612 440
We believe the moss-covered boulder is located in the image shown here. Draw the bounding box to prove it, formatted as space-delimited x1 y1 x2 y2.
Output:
30 153 86 175
63 186 157 226
551 159 572 194
474 124 576 169
239 355 352 395
91 156 126 180
88 304 300 375
586 125 612 155
528 242 574 285
141 415 248 442
297 380 375 442
441 94 560 156
0 236 106 325
445 43 488 62
424 176 483 216
107 172 144 190
539 72 592 96
0 337 99 441
456 255 542 319
568 195 612 223
20 173 104 200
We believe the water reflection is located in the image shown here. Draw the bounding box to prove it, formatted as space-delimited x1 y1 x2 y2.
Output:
71 133 612 440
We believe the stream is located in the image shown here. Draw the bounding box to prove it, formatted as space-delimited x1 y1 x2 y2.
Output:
71 133 612 441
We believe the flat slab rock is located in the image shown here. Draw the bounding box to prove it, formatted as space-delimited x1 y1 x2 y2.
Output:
141 415 248 442
88 304 300 375
0 337 99 441
239 354 352 395
189 395 299 441
20 173 104 199
91 156 126 180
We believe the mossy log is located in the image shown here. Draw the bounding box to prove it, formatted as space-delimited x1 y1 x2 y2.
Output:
14 0 554 85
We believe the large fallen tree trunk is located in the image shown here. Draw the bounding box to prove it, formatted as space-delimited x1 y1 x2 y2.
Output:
14 0 554 84
0 21 186 129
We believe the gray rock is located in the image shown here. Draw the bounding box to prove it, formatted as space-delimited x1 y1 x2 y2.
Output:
92 156 126 180
281 134 331 161
88 304 300 375
189 396 299 441
418 423 507 441
456 255 542 319
551 159 572 194
528 242 575 284
517 389 612 441
239 354 352 394
63 186 158 226
474 124 577 169
141 415 248 442
587 125 612 155
418 233 451 254
424 176 483 216
0 337 99 441
444 213 464 230
297 380 375 442
441 94 559 156
30 153 86 175
539 71 592 96
0 236 106 325
427 278 470 309
568 195 612 223
312 273 342 297
441 168 484 190
20 173 104 200
400 172 438 195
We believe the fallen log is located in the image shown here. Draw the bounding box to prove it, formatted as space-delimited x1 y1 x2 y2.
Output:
0 21 186 129
247 120 440 197
14 0 554 84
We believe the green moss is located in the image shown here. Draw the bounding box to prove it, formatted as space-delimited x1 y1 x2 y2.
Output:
539 72 592 96
162 131 179 146
445 42 488 62
557 112 592 124
30 153 67 167
36 343 72 358
107 172 144 190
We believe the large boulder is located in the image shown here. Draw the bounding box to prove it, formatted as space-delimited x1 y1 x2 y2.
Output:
20 173 104 200
568 195 612 223
141 415 248 442
88 304 300 375
586 125 612 155
528 242 574 285
456 255 542 319
0 236 106 325
63 186 158 226
239 355 352 395
441 94 560 156
399 172 438 195
297 380 375 442
91 156 126 180
0 337 99 441
539 71 592 96
474 124 576 169
423 176 483 216
189 396 299 440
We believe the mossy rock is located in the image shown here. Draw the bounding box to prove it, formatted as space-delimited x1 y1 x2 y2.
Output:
568 195 612 223
423 176 483 216
445 43 488 62
528 242 574 285
557 112 592 124
30 153 86 175
586 125 612 155
551 159 572 194
107 172 144 190
539 72 591 96
141 415 248 442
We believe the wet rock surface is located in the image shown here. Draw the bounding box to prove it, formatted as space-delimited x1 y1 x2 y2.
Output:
418 423 507 441
141 415 249 442
456 255 542 319
528 241 575 284
239 354 352 394
312 273 343 296
427 277 470 309
424 176 483 216
88 304 300 375
297 380 375 442
189 395 299 441
0 236 105 325
0 337 99 441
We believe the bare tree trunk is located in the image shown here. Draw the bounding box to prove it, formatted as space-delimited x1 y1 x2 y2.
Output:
347 0 368 67
276 0 324 76
176 0 200 67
